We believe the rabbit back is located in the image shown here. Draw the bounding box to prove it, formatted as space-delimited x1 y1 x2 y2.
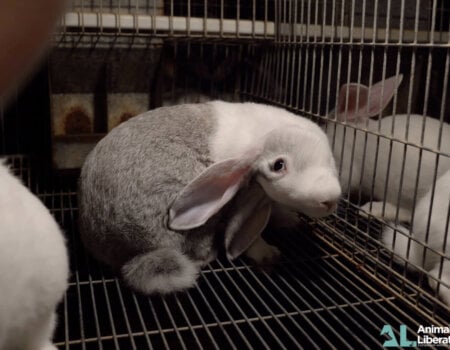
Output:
79 103 219 270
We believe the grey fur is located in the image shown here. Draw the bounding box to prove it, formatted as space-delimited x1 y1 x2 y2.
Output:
79 104 220 293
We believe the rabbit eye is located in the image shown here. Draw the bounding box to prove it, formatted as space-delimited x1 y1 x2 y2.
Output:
272 159 286 172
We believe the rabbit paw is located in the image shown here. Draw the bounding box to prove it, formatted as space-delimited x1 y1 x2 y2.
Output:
244 237 281 266
41 343 57 350
360 201 411 223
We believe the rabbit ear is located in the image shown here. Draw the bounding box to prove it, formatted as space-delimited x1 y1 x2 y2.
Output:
337 75 403 122
224 186 272 260
168 151 261 231
336 83 369 122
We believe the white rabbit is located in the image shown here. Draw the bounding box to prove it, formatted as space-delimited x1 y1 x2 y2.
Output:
382 170 450 305
327 75 450 222
328 76 450 305
0 161 68 350
79 102 341 294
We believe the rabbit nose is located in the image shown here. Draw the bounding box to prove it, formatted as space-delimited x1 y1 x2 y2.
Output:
320 200 337 212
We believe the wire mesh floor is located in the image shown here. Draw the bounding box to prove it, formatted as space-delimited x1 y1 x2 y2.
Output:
5 155 449 350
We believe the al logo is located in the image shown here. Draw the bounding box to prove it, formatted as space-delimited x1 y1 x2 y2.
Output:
381 325 417 347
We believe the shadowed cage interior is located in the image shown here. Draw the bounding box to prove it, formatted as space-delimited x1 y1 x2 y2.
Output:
1 0 450 348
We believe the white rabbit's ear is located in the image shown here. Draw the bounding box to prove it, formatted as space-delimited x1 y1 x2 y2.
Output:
224 186 272 260
336 83 369 122
337 74 403 122
168 151 260 231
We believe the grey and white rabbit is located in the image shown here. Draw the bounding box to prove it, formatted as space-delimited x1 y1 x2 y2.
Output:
328 76 450 305
79 101 341 295
0 161 68 350
328 75 450 223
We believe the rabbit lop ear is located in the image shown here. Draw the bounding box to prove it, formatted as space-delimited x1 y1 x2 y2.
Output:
224 185 272 260
337 74 403 123
168 149 261 231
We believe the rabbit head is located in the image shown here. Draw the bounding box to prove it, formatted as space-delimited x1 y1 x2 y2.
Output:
254 127 341 218
168 126 341 232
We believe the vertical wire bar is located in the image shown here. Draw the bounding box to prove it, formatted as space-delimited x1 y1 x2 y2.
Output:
246 263 352 348
391 0 423 276
280 233 408 346
307 0 319 118
300 0 311 113
198 269 253 348
380 0 405 222
387 0 415 280
219 0 224 38
340 0 358 234
279 0 290 106
264 0 268 38
294 0 305 111
187 0 191 37
427 11 450 315
130 294 153 349
147 297 171 349
224 264 319 348
62 291 69 350
213 260 295 349
160 297 188 350
70 190 103 350
315 0 327 119
274 265 377 348
183 290 221 349
226 261 335 349
172 295 205 349
433 202 450 315
189 285 236 349
288 0 299 108
0 106 4 153
267 46 278 101
113 280 137 349
411 0 438 301
100 275 120 349
287 228 429 328
204 265 274 349
65 190 87 349
84 273 104 348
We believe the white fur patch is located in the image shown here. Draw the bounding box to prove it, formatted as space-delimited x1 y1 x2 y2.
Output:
244 237 281 265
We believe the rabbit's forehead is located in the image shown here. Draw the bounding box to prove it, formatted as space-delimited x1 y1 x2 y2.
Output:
265 129 329 155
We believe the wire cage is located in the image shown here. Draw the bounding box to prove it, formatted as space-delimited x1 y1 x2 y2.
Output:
1 0 450 349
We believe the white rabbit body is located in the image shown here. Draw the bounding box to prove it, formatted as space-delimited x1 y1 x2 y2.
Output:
0 162 68 350
79 102 341 294
328 75 450 222
329 76 450 305
382 170 450 305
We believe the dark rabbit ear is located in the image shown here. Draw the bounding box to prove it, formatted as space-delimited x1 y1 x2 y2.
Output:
225 196 272 259
336 75 403 123
224 185 272 260
168 149 261 231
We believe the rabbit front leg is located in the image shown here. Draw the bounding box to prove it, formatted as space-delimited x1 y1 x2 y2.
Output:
22 311 57 350
360 201 412 223
244 236 281 265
